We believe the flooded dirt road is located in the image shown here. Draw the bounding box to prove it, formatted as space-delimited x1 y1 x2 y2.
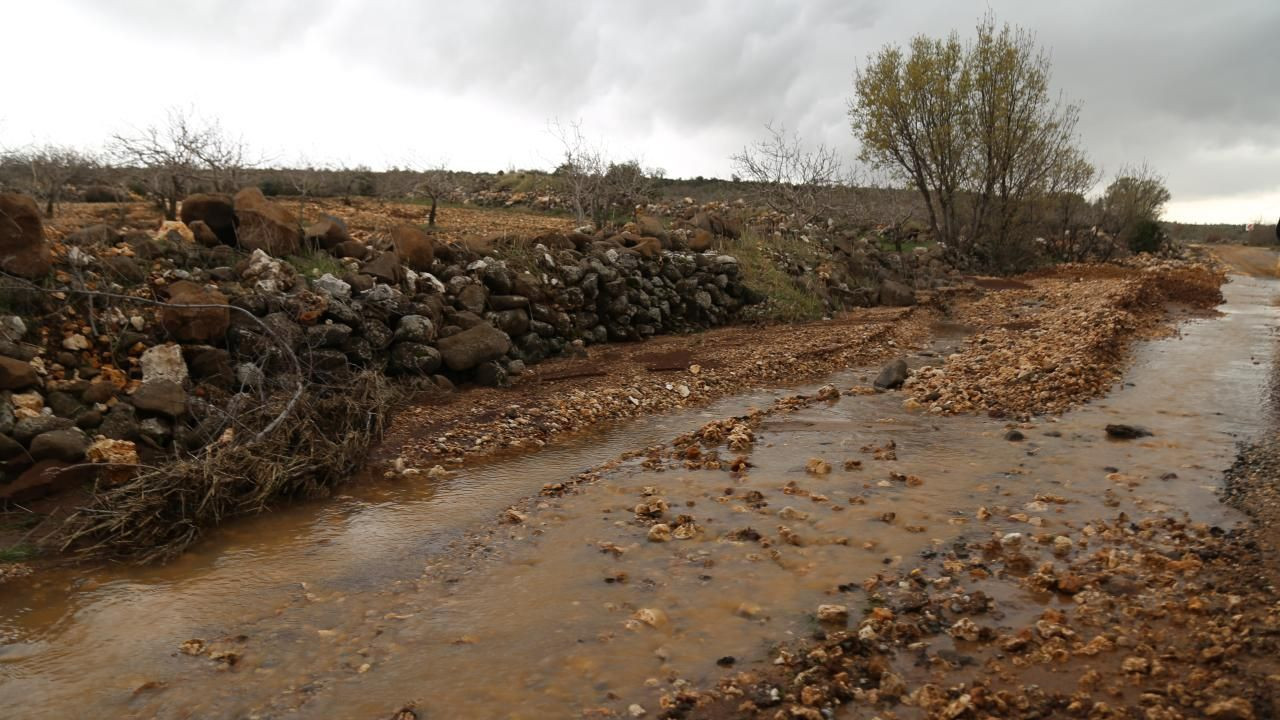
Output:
0 267 1276 719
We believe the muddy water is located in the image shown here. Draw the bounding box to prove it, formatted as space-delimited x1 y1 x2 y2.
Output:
0 274 1276 719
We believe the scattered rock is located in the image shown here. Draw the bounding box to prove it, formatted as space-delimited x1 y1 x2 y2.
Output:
161 281 231 343
1105 423 1152 439
873 358 909 390
140 344 189 385
130 380 188 418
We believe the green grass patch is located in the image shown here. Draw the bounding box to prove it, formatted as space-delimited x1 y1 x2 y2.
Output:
287 250 346 279
0 543 38 563
717 229 826 323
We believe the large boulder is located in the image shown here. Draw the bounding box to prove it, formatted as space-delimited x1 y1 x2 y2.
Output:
391 224 434 271
878 279 917 307
304 216 351 251
179 193 237 245
161 281 231 342
233 187 301 256
0 193 52 279
436 323 512 372
636 213 668 243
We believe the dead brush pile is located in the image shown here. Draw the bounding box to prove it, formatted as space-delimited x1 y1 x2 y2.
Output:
57 371 398 562
907 261 1225 417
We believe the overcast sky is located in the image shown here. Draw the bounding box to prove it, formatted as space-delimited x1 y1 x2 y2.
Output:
2 0 1277 223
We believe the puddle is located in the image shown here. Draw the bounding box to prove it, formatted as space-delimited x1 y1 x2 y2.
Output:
0 275 1275 719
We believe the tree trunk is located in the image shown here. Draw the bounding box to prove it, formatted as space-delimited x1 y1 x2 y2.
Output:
428 197 437 226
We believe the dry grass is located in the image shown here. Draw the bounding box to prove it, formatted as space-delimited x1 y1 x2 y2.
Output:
57 372 400 563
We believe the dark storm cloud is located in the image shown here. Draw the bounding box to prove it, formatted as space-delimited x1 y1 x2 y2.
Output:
56 0 1280 208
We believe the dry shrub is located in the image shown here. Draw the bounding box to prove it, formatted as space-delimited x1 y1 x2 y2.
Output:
58 371 398 563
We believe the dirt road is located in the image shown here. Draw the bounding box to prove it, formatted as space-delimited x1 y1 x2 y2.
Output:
1 260 1275 719
1206 243 1279 278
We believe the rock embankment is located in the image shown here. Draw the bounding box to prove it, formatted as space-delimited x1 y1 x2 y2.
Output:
905 260 1225 417
0 189 768 503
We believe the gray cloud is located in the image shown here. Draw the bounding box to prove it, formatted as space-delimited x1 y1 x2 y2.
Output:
18 0 1280 218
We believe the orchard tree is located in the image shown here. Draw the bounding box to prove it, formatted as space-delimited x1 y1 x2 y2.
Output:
110 107 251 219
0 144 100 217
731 123 845 227
550 119 656 229
850 31 969 250
414 164 454 226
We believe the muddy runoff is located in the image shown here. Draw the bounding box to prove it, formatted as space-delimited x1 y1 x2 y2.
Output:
0 274 1275 719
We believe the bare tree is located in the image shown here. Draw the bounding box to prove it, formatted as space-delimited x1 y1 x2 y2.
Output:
414 163 455 226
109 107 252 219
549 119 657 229
731 123 845 227
550 119 607 227
0 144 99 217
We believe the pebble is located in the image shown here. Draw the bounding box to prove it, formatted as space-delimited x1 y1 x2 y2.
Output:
647 524 672 542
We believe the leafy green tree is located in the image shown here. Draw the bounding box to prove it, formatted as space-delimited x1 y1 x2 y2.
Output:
1100 163 1171 239
850 14 1093 270
850 32 969 252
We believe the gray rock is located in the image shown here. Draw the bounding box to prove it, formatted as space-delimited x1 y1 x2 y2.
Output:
140 343 189 385
436 323 512 372
305 322 353 348
1105 424 1152 440
99 403 139 441
0 315 27 341
29 428 89 462
473 361 509 387
46 391 85 419
488 294 529 311
0 432 24 459
873 359 910 390
394 315 437 344
139 417 172 446
131 380 188 418
878 279 917 307
14 415 74 443
389 343 442 375
457 283 488 314
488 309 530 337
313 273 352 301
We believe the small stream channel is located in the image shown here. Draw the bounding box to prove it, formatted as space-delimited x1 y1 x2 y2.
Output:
0 272 1276 719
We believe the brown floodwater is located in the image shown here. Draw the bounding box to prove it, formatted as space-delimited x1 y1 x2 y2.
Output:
0 273 1276 719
